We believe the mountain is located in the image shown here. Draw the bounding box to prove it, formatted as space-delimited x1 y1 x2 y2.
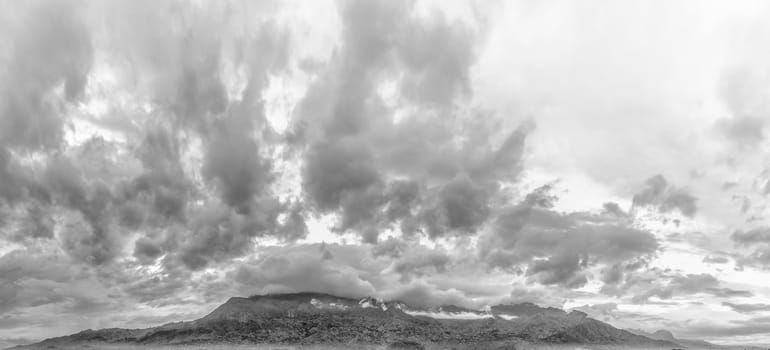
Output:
626 328 733 349
12 292 680 349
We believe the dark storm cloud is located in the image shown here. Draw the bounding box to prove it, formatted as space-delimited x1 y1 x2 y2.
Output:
478 186 659 288
44 155 121 265
294 0 530 240
202 124 273 215
92 0 295 237
169 199 302 270
133 237 163 263
3 134 136 261
199 26 289 215
426 174 490 236
0 0 305 275
129 127 191 223
632 174 698 217
303 138 382 217
0 0 509 282
527 253 588 288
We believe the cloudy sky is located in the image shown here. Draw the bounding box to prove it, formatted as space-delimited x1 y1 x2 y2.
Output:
3 0 770 346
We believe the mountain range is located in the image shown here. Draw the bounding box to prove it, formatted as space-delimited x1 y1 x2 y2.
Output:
9 292 743 350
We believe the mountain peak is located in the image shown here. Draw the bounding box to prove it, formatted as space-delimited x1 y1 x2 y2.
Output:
653 329 676 341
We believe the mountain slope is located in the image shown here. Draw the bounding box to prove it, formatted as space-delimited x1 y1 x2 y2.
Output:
13 292 679 349
627 328 724 349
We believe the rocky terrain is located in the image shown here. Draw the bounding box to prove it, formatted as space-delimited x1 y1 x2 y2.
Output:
10 293 689 349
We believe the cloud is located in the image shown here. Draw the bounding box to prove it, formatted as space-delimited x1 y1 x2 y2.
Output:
716 116 766 149
391 245 451 282
0 0 516 297
680 316 770 339
601 263 625 284
8 1 302 269
632 175 698 218
133 237 163 263
294 0 531 240
527 253 588 288
730 228 770 269
0 0 92 151
722 301 770 314
121 274 189 305
732 227 770 247
478 186 659 288
302 137 382 221
232 244 377 299
170 203 285 270
0 248 100 314
0 148 37 205
382 280 470 308
622 272 753 303
45 155 125 265
130 127 192 223
702 254 730 264
736 245 770 270
715 68 770 149
202 124 273 215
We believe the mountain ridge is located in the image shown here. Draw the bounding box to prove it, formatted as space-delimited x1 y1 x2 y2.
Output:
9 292 694 349
626 328 727 350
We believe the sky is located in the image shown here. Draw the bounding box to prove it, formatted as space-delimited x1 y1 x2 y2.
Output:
2 0 770 347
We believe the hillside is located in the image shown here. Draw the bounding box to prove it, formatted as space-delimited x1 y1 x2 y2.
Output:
12 292 679 349
626 328 727 349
